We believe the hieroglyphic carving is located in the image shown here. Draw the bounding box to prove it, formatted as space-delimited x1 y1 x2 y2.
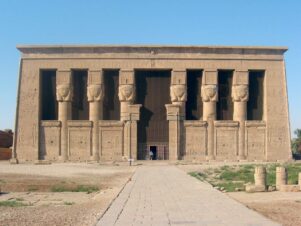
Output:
68 129 91 161
185 127 206 159
40 125 60 161
118 84 135 102
170 84 187 102
232 85 249 102
246 127 265 160
87 84 104 102
56 84 73 102
100 130 123 160
215 128 237 160
201 85 218 102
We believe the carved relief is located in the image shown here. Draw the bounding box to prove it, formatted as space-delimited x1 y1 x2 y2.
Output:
232 85 249 102
40 126 60 161
170 85 187 102
100 130 123 160
246 127 265 160
185 127 206 159
56 84 73 102
87 84 104 102
68 129 91 161
118 84 135 102
201 85 218 102
216 128 237 160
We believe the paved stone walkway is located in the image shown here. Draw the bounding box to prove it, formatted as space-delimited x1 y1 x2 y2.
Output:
97 165 280 226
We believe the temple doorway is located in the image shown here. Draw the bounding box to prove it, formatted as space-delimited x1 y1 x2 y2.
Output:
135 70 170 160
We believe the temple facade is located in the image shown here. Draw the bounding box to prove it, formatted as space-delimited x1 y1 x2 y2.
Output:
12 45 291 163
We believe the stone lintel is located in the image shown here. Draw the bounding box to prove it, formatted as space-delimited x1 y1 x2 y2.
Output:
99 121 124 127
184 121 207 127
41 121 61 127
214 121 239 127
245 121 266 127
67 120 92 127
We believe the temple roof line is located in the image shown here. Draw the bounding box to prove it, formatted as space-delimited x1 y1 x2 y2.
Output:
16 45 288 55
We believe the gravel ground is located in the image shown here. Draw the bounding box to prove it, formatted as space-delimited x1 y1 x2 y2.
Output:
0 161 135 226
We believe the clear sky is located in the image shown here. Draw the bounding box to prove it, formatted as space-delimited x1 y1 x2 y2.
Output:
0 0 300 137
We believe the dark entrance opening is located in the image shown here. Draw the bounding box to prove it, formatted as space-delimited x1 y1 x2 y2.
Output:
248 71 264 120
72 70 89 120
136 70 171 160
40 70 57 120
217 70 234 120
186 70 203 120
150 146 157 160
103 70 120 120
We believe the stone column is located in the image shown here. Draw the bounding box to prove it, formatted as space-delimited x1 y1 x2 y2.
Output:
166 104 183 160
232 84 249 160
119 69 136 160
127 104 141 161
202 69 218 121
87 83 104 161
119 70 135 121
254 166 267 188
276 166 287 190
170 70 187 117
299 172 301 188
201 84 218 161
56 70 72 161
168 70 187 160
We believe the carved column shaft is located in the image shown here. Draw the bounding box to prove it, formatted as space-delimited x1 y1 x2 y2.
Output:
57 81 73 161
87 75 104 161
119 70 135 121
202 84 218 121
232 84 249 160
119 70 137 160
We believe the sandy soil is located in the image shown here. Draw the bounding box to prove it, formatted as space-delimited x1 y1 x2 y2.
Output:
178 163 301 226
0 161 136 226
228 192 301 226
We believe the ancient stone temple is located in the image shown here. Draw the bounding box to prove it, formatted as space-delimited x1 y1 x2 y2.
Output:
12 45 291 163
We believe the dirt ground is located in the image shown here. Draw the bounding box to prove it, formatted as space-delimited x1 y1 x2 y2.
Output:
228 192 301 226
0 161 135 226
1 161 301 226
178 162 301 226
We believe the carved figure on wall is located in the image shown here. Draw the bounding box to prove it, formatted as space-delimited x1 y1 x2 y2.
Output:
232 85 249 102
118 84 135 102
201 85 218 102
56 84 73 102
170 84 187 102
87 84 104 102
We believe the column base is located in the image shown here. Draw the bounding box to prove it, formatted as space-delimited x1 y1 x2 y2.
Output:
206 155 215 161
10 158 19 164
90 155 100 162
58 156 68 162
34 160 51 165
238 155 246 161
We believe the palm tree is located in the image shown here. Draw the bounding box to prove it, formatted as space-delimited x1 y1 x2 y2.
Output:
292 129 301 153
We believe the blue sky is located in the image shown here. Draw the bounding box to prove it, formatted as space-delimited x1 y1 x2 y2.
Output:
0 0 300 137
